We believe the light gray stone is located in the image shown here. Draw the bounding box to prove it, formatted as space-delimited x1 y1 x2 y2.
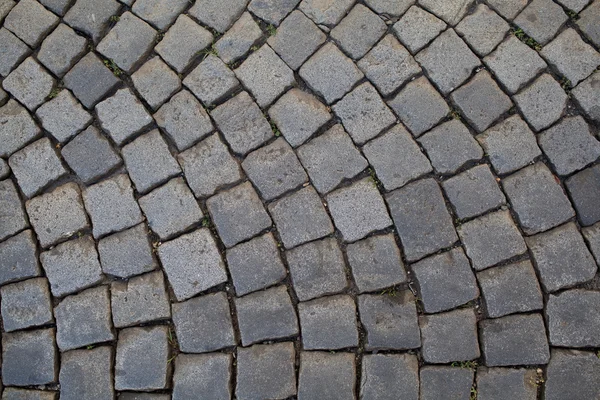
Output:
0 27 30 78
35 90 92 143
188 0 247 33
330 4 387 59
248 0 300 25
361 354 419 400
1 328 57 386
420 308 480 363
183 55 239 106
547 289 600 347
392 5 446 54
96 88 153 146
418 0 473 25
1 277 53 332
577 0 600 48
0 0 15 22
298 352 356 400
39 0 71 15
0 230 40 285
3 0 58 46
513 0 568 45
214 12 263 64
572 70 600 122
487 0 527 19
172 354 232 400
299 0 355 26
37 24 87 77
0 99 41 158
365 0 414 16
3 57 55 111
455 4 509 56
131 56 181 110
59 347 114 400
98 223 157 278
583 222 600 265
63 0 121 42
132 0 188 30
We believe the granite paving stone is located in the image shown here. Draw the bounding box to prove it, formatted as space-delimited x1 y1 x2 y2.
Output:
0 230 40 285
3 0 58 47
392 5 446 54
487 0 527 19
330 4 387 60
365 0 413 16
420 308 480 363
171 291 235 353
418 0 473 25
577 0 600 48
0 157 9 178
0 99 41 158
172 354 231 400
555 0 590 11
298 352 355 400
455 4 509 56
1 277 53 332
420 367 474 400
476 367 538 400
572 70 600 122
96 89 153 146
97 223 157 278
214 12 263 65
157 229 228 301
2 389 58 400
0 0 15 22
131 56 181 110
131 0 188 30
566 164 600 226
3 57 55 111
35 90 92 143
513 0 568 45
54 286 114 351
1 328 57 386
183 55 239 106
361 354 419 400
545 349 600 400
59 347 114 400
480 313 550 366
63 0 121 42
547 289 600 347
286 238 347 301
236 342 297 399
298 0 355 26
188 0 247 33
583 222 600 264
527 222 597 292
248 0 299 25
0 28 30 77
154 14 213 74
37 24 87 77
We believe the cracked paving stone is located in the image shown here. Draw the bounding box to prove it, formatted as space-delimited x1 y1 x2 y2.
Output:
577 0 600 48
480 313 550 366
35 90 92 143
476 367 538 400
347 234 407 293
298 0 354 26
131 56 181 110
248 0 300 25
235 285 299 346
420 367 474 400
286 238 347 301
62 53 121 109
95 89 153 146
172 353 231 400
547 289 600 347
526 222 597 292
268 88 332 148
572 70 600 122
157 228 228 301
63 0 121 42
412 247 479 313
455 4 509 56
0 99 41 158
358 291 421 350
361 354 419 400
183 55 239 106
131 0 188 30
297 124 367 194
298 294 358 350
207 181 272 247
3 57 55 111
155 14 213 74
59 347 114 400
330 4 387 60
54 286 114 351
3 0 58 47
188 0 247 33
545 349 600 400
111 271 171 328
37 24 87 77
114 326 170 391
392 5 446 54
566 164 600 226
214 12 263 65
514 0 568 45
0 230 40 285
0 27 30 78
298 352 356 400
418 0 473 26
1 328 57 386
1 277 53 332
172 291 235 353
98 223 157 278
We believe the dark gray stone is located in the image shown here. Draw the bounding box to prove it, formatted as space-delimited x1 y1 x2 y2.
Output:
514 0 567 45
412 247 479 313
420 367 474 400
420 308 480 363
59 347 114 400
0 230 40 285
298 352 355 400
35 90 92 143
3 57 55 111
392 5 446 54
54 286 114 351
567 164 600 226
183 55 239 106
37 24 87 77
476 367 538 400
172 354 232 400
131 56 181 110
298 0 354 26
0 99 40 158
63 0 121 42
0 28 30 77
235 285 299 346
330 4 387 59
118 394 169 400
419 0 472 25
3 0 58 47
188 0 247 33
1 328 57 386
514 73 568 132
545 349 600 400
98 223 157 278
358 292 421 350
172 291 236 353
0 179 28 241
572 70 600 123
131 0 188 30
361 354 419 400
248 0 300 25
214 12 262 65
95 89 153 146
1 277 53 332
455 4 509 56
547 289 600 347
298 294 358 350
480 313 550 366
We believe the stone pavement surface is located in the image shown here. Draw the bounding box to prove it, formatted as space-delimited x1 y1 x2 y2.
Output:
0 0 599 398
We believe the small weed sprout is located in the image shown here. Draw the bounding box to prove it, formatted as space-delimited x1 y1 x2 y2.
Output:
270 120 282 137
380 287 397 297
451 360 478 370
48 88 61 99
103 59 122 76
267 24 277 36
512 28 542 51
110 15 120 22
197 43 218 60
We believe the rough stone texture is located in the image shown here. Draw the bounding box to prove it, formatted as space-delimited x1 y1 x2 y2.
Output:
583 222 600 265
419 0 473 25
2 389 58 400
0 99 41 158
455 4 509 56
226 233 286 296
487 0 527 19
572 70 600 122
415 29 481 94
63 0 121 42
420 308 480 363
37 24 87 77
131 0 188 30
95 89 153 146
1 277 53 332
172 353 232 400
392 5 446 54
171 291 235 353
155 14 213 74
210 91 273 155
206 182 272 247
54 286 114 351
299 42 364 104
327 178 393 242
476 367 538 400
267 10 326 70
514 0 568 45
63 52 121 109
298 0 354 26
242 137 308 200
330 4 387 60
82 174 143 238
476 115 541 175
157 229 228 301
35 90 92 143
545 349 600 400
333 82 396 145
286 238 347 301
420 367 474 400
577 0 600 48
248 0 299 25
98 223 157 278
526 223 597 292
547 289 600 347
0 27 30 77
386 178 458 262
566 164 600 226
484 36 547 94
26 183 89 248
188 0 247 33
358 292 421 350
298 295 358 350
3 57 55 111
268 88 331 148
361 354 419 400
59 347 114 400
114 326 170 391
502 162 575 235
0 230 40 285
183 55 239 106
346 234 407 292
388 76 449 137
478 260 543 318
9 138 67 198
235 285 298 345
214 12 262 65
1 328 57 386
480 313 550 366
412 248 479 313
111 271 171 328
131 57 181 110
298 352 355 400
3 0 58 47
269 185 333 249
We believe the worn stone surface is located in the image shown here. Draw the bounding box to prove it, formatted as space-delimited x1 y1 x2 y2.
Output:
131 0 188 30
420 367 474 400
63 52 121 109
59 347 114 400
392 5 446 54
299 0 354 26
330 4 386 60
515 74 568 131
0 99 41 158
1 277 53 332
298 351 355 400
2 328 57 386
0 27 30 77
172 353 231 400
3 57 55 111
248 0 300 25
566 164 600 226
0 230 40 285
577 0 600 48
455 4 509 56
188 0 247 33
420 308 480 363
547 289 600 347
572 70 600 122
514 0 567 45
419 0 473 25
477 367 538 400
215 12 262 65
131 56 180 110
37 24 87 77
4 0 58 47
63 0 121 42
298 295 358 350
545 349 600 400
361 354 419 400
183 55 239 106
96 89 153 146
36 90 91 143
98 223 157 278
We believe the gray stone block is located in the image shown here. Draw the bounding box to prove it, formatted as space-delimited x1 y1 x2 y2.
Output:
63 52 121 109
477 260 544 318
361 354 419 400
131 0 188 30
298 294 358 350
419 0 472 25
131 56 181 110
39 0 71 15
0 0 15 21
567 164 600 226
577 0 600 48
298 0 355 26
526 222 597 292
358 292 421 350
572 70 600 122
1 328 57 386
386 178 458 262
392 5 446 54
0 27 30 77
583 222 600 265
172 291 235 353
98 223 157 278
480 313 550 366
365 0 413 16
514 0 568 45
111 271 171 328
206 182 272 247
3 57 55 111
37 24 87 77
502 162 574 235
299 42 364 104
214 12 262 65
0 179 28 241
235 285 299 346
487 0 527 19
1 277 53 332
330 4 387 59
420 367 474 400
188 0 247 33
455 4 509 56
477 367 538 400
0 230 40 285
412 247 479 313
545 349 600 400
26 182 89 248
236 343 297 400
36 90 91 143
286 238 347 301
515 74 568 131
226 233 286 296
248 0 300 25
172 353 232 400
347 234 407 293
547 289 600 347
2 388 58 400
298 352 355 400
183 55 239 106
420 308 480 363
59 347 114 400
63 0 121 42
115 326 170 391
54 286 114 351
0 99 41 158
95 89 153 146
82 174 143 238
3 0 58 47
157 229 227 301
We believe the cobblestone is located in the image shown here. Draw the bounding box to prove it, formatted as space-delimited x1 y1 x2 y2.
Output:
547 289 600 347
0 99 41 158
98 223 157 278
131 0 188 30
420 308 480 363
572 71 600 122
577 1 600 48
188 0 247 33
63 0 120 42
183 55 239 106
298 295 358 350
59 347 114 400
392 6 446 54
62 52 120 109
172 353 231 399
330 4 386 60
0 28 30 77
3 57 55 111
248 0 300 25
1 277 53 332
2 328 57 386
35 90 91 143
214 12 262 65
419 0 473 26
545 349 600 400
298 352 355 400
37 24 87 77
298 0 354 26
131 57 180 110
4 0 58 47
0 230 40 285
455 4 509 56
420 367 474 400
477 367 538 400
513 0 568 45
566 164 600 226
96 89 153 146
361 354 419 400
